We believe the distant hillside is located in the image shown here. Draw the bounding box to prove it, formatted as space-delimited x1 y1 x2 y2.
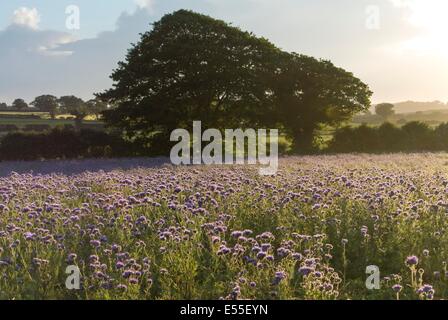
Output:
386 101 448 114
357 101 448 127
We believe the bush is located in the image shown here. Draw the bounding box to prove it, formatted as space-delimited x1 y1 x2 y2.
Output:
434 123 448 150
0 128 143 161
328 125 379 153
0 114 41 119
376 122 405 152
329 121 445 153
401 122 435 151
0 124 19 132
62 124 75 130
23 124 51 132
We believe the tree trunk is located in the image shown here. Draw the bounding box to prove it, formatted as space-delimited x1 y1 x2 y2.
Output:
292 127 316 154
75 118 83 131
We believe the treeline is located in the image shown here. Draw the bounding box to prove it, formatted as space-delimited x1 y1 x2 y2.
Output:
0 127 286 161
1 122 448 161
329 122 448 153
0 96 108 126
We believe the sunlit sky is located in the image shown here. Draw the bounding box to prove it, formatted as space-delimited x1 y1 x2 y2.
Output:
0 0 447 104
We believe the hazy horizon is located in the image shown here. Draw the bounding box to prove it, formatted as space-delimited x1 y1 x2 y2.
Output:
1 0 447 105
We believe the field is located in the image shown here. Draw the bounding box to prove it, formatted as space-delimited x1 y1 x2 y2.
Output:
0 111 99 121
0 111 101 128
0 154 447 300
353 109 448 127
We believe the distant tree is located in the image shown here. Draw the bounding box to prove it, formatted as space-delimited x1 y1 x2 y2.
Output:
86 98 108 120
58 96 87 130
31 95 59 119
375 103 395 120
0 102 7 109
12 99 28 111
397 118 407 126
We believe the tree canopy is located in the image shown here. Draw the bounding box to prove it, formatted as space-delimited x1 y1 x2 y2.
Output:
375 103 395 120
271 53 372 151
100 10 372 153
86 98 108 120
31 95 59 119
58 95 88 129
12 99 28 111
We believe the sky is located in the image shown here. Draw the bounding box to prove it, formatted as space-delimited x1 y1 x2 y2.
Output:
0 0 447 105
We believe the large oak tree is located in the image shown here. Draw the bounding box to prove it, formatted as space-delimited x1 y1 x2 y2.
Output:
100 10 372 153
99 10 280 151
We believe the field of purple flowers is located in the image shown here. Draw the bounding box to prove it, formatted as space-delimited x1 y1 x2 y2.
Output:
0 154 447 300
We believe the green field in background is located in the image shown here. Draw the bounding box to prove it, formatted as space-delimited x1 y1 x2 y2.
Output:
0 111 103 128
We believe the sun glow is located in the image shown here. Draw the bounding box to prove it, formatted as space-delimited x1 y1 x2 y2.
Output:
392 0 448 55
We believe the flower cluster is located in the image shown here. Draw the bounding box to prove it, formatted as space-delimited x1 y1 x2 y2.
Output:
0 154 446 299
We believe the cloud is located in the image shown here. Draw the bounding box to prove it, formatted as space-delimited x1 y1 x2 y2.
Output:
12 7 40 30
0 1 447 104
0 8 153 103
0 24 75 57
135 0 155 11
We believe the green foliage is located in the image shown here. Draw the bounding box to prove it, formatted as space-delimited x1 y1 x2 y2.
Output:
59 96 88 129
0 155 445 299
0 127 139 160
100 10 280 146
100 10 371 155
22 124 51 132
354 109 448 127
376 122 404 152
12 98 28 111
329 121 447 153
31 95 59 119
86 98 108 120
401 121 434 151
0 124 19 132
271 53 372 152
375 103 395 120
